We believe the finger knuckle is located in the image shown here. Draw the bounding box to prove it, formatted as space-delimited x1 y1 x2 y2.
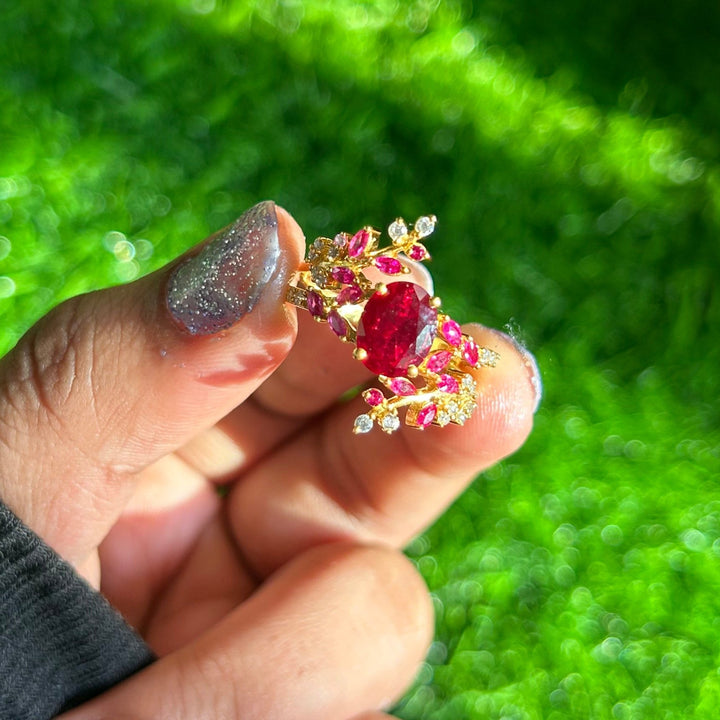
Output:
0 296 105 456
23 300 89 418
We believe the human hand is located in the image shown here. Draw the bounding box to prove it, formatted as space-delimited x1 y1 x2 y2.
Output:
0 201 540 719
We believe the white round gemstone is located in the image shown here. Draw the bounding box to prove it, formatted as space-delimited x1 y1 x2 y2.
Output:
479 348 499 365
437 411 451 426
311 266 327 285
388 219 408 241
354 414 374 434
414 215 436 238
381 414 401 433
462 375 476 391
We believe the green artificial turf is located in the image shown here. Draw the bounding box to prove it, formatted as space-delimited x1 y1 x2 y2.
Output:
1 1 719 718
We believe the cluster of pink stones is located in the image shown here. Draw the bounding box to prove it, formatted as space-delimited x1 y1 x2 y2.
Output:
357 310 491 433
298 216 498 434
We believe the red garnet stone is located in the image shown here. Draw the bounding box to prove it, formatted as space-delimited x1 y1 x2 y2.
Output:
357 282 438 376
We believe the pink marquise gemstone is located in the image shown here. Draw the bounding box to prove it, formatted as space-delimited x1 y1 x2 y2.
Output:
364 388 384 406
331 266 355 284
337 284 363 304
374 256 403 275
356 282 438 377
307 290 324 318
462 338 479 366
417 403 437 428
328 310 347 337
426 350 452 374
441 318 462 347
348 229 370 258
389 377 416 396
408 243 428 261
437 374 459 393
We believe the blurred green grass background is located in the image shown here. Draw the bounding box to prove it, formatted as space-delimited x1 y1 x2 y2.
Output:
1 1 719 717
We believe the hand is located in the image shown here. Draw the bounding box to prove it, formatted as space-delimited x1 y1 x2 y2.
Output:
0 202 539 719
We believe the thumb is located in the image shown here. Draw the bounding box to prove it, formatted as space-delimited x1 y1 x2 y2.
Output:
0 201 304 564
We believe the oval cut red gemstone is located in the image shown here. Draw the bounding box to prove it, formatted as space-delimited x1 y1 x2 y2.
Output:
356 282 438 376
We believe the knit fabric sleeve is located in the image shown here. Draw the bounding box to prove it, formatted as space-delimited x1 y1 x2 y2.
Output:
0 502 154 720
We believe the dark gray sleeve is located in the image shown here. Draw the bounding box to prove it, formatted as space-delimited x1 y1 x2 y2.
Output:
0 502 155 720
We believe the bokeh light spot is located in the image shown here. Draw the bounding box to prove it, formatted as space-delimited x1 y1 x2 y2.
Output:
0 236 11 261
0 276 17 298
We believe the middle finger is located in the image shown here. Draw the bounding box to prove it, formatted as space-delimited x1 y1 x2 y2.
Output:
228 325 541 577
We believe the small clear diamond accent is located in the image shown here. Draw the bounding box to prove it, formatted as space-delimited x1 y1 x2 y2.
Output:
437 411 451 426
311 266 327 285
381 414 401 433
479 348 499 366
414 215 436 238
354 414 374 434
388 219 408 241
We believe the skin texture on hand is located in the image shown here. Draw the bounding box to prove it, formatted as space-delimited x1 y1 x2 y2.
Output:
0 201 540 720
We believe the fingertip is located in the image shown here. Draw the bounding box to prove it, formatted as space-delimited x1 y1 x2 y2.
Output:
463 322 540 456
292 543 434 706
403 322 539 475
465 323 542 408
357 545 435 662
274 203 306 257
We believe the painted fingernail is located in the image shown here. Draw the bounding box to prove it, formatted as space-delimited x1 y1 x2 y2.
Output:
491 328 542 413
166 201 280 335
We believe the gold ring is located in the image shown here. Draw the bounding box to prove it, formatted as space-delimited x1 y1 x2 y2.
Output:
286 215 499 434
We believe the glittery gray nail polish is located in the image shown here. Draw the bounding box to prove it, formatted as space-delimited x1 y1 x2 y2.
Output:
491 328 543 413
166 201 280 335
